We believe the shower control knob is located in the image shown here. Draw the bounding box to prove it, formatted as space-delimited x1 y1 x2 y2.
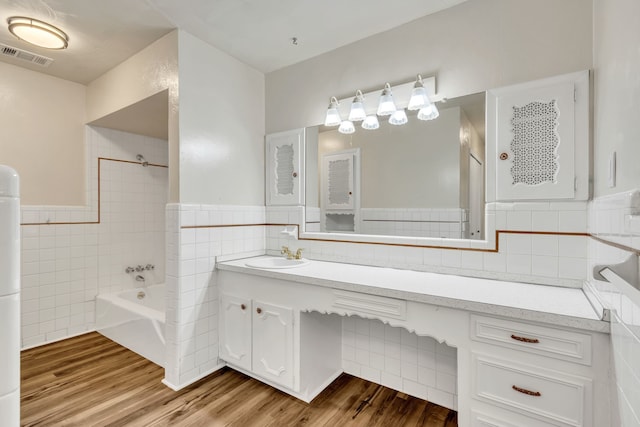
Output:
145 264 155 270
125 267 135 274
135 265 144 272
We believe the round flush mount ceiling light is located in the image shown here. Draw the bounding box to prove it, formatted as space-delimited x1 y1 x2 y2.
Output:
7 16 69 49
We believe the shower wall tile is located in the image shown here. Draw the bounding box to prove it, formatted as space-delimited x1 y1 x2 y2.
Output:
20 126 168 349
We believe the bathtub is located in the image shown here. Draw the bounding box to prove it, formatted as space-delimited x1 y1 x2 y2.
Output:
96 284 165 367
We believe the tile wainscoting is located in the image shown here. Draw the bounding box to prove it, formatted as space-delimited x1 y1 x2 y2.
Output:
20 126 168 349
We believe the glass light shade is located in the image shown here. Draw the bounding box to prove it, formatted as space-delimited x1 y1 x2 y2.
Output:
407 74 432 111
376 83 396 116
408 86 431 111
361 115 380 130
348 90 367 121
338 120 356 134
389 110 408 126
348 101 366 121
324 97 342 126
417 104 440 121
8 17 69 49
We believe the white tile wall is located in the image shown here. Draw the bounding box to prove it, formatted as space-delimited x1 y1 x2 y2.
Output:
164 203 266 388
20 126 168 349
342 316 458 410
359 208 468 239
588 190 640 427
269 202 589 288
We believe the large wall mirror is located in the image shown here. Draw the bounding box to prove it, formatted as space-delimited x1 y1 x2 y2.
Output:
303 92 486 242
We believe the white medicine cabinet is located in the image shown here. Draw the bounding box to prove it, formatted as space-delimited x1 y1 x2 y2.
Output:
486 70 590 202
266 128 305 206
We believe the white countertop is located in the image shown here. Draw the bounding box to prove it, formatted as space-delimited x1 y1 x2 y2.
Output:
217 256 609 333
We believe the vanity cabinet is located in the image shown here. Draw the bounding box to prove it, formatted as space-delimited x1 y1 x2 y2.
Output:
219 294 252 371
469 314 606 427
486 70 590 202
218 274 343 402
266 128 305 206
252 301 294 389
219 292 295 389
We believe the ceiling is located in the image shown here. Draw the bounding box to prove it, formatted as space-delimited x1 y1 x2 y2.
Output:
0 0 467 85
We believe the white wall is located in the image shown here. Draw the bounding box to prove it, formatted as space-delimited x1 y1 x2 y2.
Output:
592 0 640 197
318 107 462 209
0 62 86 206
177 31 265 205
591 1 640 425
265 0 592 133
87 30 179 202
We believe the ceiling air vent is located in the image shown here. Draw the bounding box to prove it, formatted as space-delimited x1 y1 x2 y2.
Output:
0 43 53 67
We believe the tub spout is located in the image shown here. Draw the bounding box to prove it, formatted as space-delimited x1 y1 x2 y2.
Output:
135 275 145 282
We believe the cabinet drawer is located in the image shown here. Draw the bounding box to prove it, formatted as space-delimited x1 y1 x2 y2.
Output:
470 315 591 365
332 290 406 320
473 354 591 427
471 411 554 427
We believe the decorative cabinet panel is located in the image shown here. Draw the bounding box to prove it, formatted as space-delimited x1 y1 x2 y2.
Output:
252 300 294 389
219 293 295 390
219 294 252 371
266 128 305 206
486 71 589 201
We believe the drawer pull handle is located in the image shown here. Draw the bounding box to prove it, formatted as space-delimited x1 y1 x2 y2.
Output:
240 304 246 310
512 385 541 397
510 334 539 344
256 307 262 314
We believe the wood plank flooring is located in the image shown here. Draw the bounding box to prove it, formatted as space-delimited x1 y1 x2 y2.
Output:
21 333 458 426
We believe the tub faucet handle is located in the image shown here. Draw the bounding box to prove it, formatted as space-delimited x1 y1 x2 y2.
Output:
295 248 304 260
135 265 144 272
125 267 135 274
145 264 155 270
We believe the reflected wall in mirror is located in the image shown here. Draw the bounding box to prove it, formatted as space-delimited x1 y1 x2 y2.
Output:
305 92 486 240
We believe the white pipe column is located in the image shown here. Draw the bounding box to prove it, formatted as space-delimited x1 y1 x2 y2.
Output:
0 165 20 426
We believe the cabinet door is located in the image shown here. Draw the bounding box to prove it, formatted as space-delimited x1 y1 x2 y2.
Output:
252 300 294 389
266 128 305 205
219 294 252 371
487 71 589 201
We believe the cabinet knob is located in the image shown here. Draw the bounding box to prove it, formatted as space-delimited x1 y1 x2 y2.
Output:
240 304 246 310
256 307 262 314
348 191 352 195
292 172 298 178
499 152 509 161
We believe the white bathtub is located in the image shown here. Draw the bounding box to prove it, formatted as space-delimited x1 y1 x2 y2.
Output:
96 284 165 367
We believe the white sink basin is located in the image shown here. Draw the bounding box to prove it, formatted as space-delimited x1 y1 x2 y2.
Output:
245 257 310 269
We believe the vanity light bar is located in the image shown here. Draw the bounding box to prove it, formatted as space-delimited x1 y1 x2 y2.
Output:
338 76 438 118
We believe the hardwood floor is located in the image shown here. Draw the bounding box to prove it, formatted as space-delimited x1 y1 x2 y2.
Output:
21 333 457 426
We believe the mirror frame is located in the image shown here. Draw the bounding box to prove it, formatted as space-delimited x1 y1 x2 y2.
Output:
296 86 496 252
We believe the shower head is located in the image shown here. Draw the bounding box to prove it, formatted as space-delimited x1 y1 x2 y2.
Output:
136 154 149 167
